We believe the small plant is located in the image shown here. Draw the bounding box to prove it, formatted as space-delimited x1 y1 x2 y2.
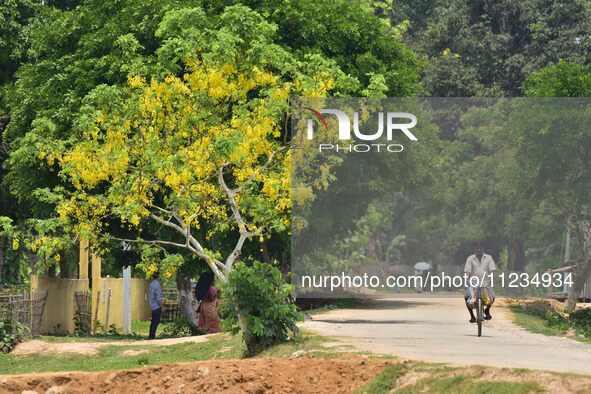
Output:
73 314 91 337
544 310 569 331
108 324 120 335
94 320 105 333
221 261 304 356
163 316 199 337
0 319 28 353
569 309 591 337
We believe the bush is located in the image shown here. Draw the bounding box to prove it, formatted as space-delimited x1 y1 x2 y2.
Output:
544 310 569 331
221 261 303 356
0 318 27 353
163 316 200 337
570 308 591 337
545 308 591 338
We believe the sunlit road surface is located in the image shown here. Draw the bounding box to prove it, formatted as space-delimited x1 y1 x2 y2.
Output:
303 296 591 375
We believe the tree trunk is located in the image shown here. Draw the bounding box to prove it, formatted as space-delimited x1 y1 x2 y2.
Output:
176 275 199 327
260 240 272 264
46 264 56 277
234 297 257 355
565 255 591 313
507 238 526 272
59 250 69 278
280 250 289 283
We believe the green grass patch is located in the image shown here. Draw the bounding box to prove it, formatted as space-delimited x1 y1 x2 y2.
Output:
303 298 358 316
257 329 353 358
0 334 244 375
355 364 407 394
396 375 541 394
38 320 186 343
355 361 544 394
393 366 542 394
0 330 347 375
509 305 591 344
509 305 565 337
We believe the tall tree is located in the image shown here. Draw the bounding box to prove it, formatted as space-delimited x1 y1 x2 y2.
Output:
521 61 591 311
3 0 422 323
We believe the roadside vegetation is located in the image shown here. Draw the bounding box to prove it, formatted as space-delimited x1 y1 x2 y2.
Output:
508 299 591 344
356 361 554 394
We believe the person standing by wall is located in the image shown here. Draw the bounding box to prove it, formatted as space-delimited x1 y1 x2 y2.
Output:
148 271 164 339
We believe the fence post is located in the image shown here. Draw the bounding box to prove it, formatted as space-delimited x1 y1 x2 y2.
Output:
92 290 101 334
105 288 112 331
122 267 131 334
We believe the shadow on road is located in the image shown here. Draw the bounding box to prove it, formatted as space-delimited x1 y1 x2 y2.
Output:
357 299 432 310
310 319 417 325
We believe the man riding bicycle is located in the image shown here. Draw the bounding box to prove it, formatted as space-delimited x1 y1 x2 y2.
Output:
464 244 496 323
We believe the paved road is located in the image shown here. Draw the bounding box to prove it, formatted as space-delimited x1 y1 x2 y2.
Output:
303 296 591 375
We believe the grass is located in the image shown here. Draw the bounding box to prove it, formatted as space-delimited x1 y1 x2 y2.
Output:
257 329 354 358
509 304 591 344
356 361 544 394
0 334 244 375
395 375 541 394
354 364 407 394
0 328 351 375
509 305 564 336
302 298 358 316
38 320 180 343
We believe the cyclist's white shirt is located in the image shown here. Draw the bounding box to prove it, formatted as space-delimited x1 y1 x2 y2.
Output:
464 254 496 287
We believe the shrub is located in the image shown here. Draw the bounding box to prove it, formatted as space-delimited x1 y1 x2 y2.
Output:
0 318 27 353
570 308 591 337
221 261 303 356
163 316 200 337
544 310 569 331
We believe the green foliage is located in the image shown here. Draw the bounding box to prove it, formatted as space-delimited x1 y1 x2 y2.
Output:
0 0 40 84
570 308 591 337
355 364 407 394
544 310 569 332
221 261 303 356
0 318 27 353
398 0 591 96
72 313 90 337
202 0 422 96
162 316 200 337
544 309 591 338
522 60 591 97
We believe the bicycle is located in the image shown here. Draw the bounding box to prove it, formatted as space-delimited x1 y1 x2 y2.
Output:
468 286 489 337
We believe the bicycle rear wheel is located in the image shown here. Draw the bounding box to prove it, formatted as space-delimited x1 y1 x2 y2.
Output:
477 298 483 337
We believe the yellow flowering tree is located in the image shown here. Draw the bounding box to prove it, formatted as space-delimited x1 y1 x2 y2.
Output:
36 5 344 330
64 65 285 256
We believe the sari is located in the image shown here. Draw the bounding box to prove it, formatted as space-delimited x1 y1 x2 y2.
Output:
197 286 221 334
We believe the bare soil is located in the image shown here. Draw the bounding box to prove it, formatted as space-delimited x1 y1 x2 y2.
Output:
2 356 591 393
0 356 386 394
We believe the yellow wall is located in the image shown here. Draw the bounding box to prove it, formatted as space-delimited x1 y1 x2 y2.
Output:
31 275 151 335
30 275 89 335
93 277 151 331
131 279 152 321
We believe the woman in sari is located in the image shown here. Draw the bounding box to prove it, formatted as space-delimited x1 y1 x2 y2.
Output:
197 283 221 334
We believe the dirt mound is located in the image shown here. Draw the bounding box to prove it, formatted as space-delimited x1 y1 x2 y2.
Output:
504 298 567 315
0 356 387 394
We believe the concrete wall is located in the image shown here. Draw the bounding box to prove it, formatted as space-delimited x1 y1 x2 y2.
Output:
31 275 151 335
30 276 89 335
93 277 151 331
